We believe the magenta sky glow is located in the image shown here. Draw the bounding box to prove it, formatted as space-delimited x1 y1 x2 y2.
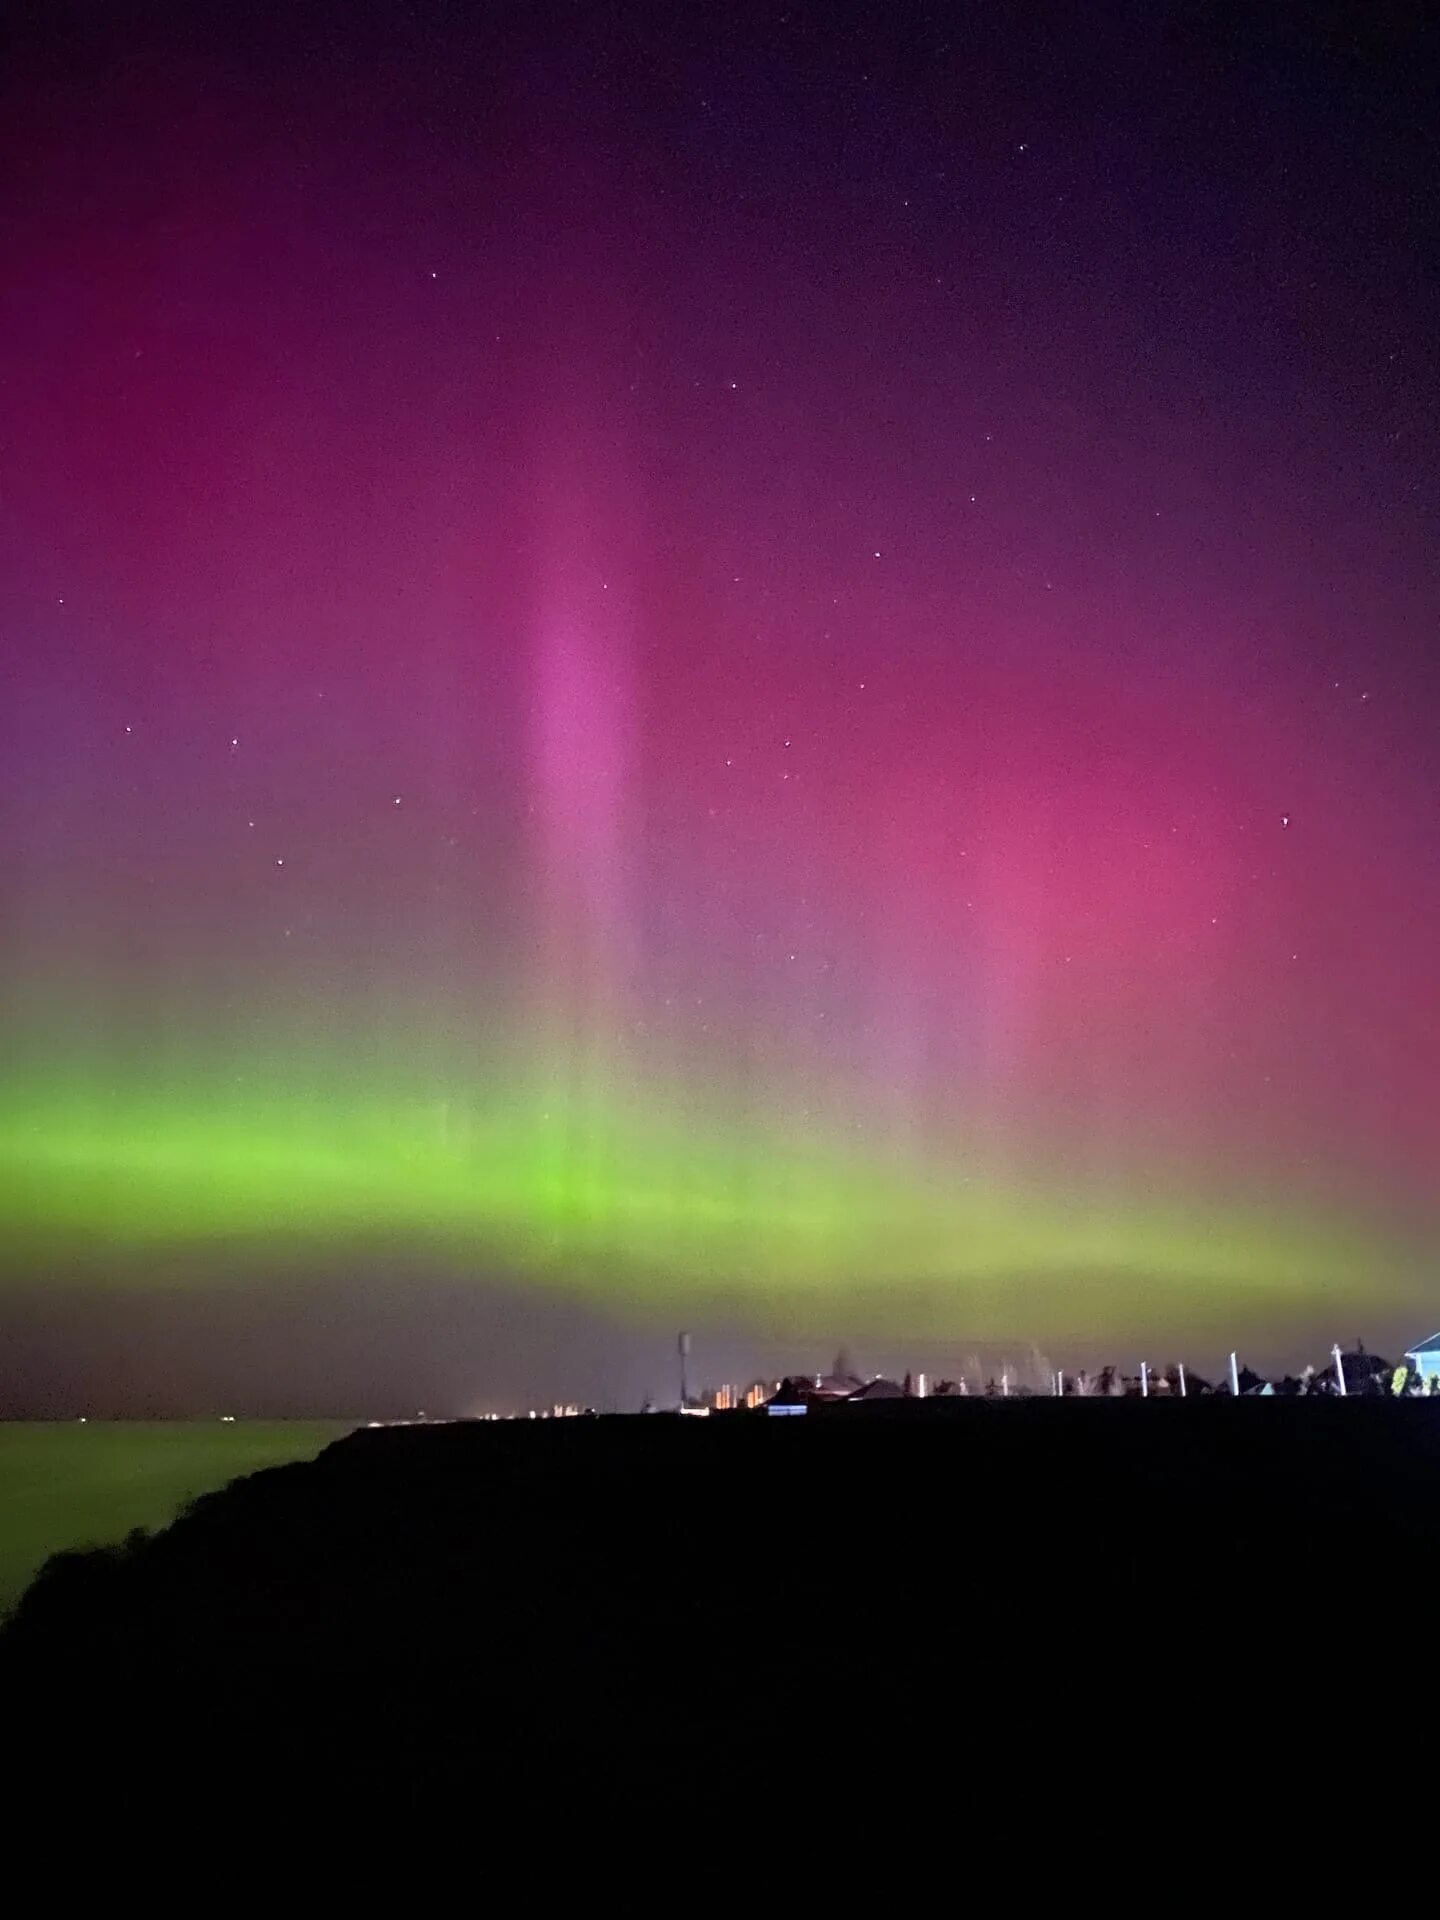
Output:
1 3 1436 1411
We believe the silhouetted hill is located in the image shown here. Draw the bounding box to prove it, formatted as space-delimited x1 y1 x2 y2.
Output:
4 1400 1437 1829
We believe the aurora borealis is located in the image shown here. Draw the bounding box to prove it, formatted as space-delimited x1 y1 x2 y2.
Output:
2 3 1437 1408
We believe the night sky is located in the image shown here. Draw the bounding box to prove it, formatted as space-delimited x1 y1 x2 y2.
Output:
2 2 1437 1413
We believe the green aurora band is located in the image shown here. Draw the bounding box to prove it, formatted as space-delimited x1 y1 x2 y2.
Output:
0 1076 1418 1339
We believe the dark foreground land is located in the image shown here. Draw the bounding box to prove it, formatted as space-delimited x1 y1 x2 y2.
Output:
0 1421 348 1612
4 1399 1436 1830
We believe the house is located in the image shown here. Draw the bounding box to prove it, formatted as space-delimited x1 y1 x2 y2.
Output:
846 1376 908 1401
764 1375 843 1409
762 1371 909 1410
1404 1334 1440 1384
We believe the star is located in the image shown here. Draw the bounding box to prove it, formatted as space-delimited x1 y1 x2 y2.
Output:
1281 814 1290 827
275 857 285 867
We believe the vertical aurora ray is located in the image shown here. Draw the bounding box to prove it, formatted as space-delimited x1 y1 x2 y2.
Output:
522 434 643 1252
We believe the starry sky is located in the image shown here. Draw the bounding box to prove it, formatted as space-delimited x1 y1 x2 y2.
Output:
1 1 1437 1412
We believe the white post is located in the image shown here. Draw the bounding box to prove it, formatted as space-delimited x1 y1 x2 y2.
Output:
1178 1362 1187 1399
1229 1351 1240 1396
1140 1362 1149 1399
1333 1345 1347 1397
1055 1369 1063 1398
1001 1369 1010 1398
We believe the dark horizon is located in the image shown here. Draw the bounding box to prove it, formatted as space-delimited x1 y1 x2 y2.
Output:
0 1271 1429 1420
